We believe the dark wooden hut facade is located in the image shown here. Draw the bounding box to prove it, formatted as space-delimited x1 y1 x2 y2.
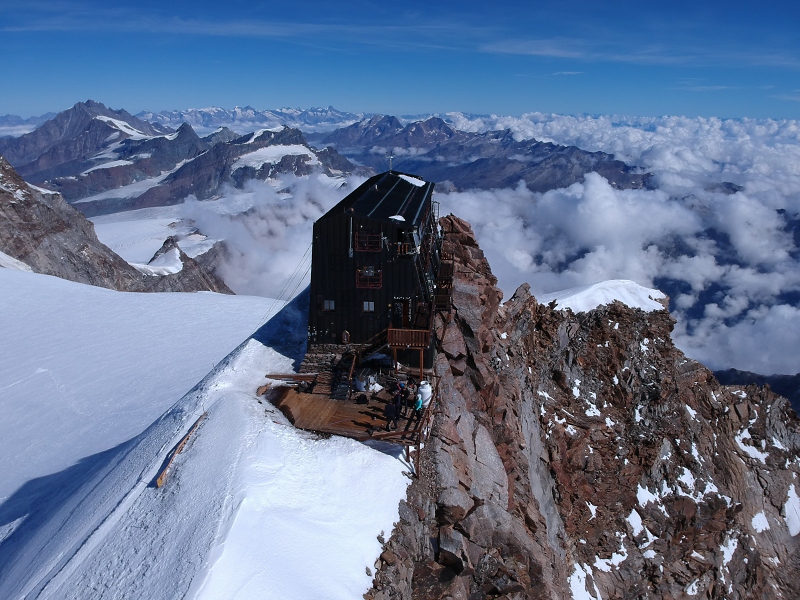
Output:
308 171 447 360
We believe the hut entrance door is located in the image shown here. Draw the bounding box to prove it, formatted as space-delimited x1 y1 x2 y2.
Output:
393 297 411 328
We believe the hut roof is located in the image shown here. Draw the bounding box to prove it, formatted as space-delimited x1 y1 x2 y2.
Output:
322 171 434 227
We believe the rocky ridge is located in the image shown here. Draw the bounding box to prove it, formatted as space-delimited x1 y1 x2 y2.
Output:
368 216 800 599
0 155 231 293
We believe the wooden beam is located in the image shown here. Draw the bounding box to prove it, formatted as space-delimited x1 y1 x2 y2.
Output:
156 413 207 488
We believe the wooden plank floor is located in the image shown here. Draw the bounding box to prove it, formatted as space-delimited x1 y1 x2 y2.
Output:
270 387 419 443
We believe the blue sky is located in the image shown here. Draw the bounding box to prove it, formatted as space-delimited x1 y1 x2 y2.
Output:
2 0 799 119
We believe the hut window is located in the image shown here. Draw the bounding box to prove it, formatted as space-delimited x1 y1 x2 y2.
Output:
363 301 375 312
323 300 335 311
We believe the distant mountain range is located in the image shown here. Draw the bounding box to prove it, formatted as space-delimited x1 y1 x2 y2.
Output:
0 101 363 216
135 105 366 135
0 100 651 215
312 114 652 192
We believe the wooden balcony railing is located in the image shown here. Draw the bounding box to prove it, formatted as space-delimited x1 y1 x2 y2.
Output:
387 327 431 349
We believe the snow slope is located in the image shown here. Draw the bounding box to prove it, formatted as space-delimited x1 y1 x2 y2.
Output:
536 279 667 313
0 269 276 502
0 272 410 599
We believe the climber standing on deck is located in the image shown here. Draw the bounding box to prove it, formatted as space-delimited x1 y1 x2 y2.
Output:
384 400 398 431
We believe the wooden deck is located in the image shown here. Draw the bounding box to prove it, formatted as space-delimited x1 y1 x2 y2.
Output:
268 386 422 444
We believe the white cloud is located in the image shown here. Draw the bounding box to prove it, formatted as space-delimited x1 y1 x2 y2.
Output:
437 112 800 374
180 174 365 298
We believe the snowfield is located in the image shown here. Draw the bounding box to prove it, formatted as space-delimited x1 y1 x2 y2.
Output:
0 269 410 599
232 145 319 171
0 268 278 502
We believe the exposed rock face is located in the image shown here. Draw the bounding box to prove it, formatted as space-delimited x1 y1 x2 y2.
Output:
319 116 651 192
0 155 231 293
369 216 800 599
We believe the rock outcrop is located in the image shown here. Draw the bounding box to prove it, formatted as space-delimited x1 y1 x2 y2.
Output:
0 155 231 293
368 216 800 599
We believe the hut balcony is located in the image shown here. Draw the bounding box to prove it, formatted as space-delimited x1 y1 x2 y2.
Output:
387 326 431 349
355 268 382 289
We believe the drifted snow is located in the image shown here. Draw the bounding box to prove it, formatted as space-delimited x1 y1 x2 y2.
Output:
627 509 643 536
232 145 318 171
751 511 770 533
569 563 603 600
81 159 134 175
93 115 149 140
194 386 409 600
398 174 426 187
536 280 666 314
132 247 183 275
735 428 769 464
785 484 800 536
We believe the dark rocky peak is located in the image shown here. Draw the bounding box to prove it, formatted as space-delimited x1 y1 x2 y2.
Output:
0 100 178 183
321 114 405 147
230 126 307 148
117 122 208 162
369 214 800 599
202 126 238 145
395 117 462 147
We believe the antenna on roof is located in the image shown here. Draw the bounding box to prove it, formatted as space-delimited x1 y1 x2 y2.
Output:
386 150 395 173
